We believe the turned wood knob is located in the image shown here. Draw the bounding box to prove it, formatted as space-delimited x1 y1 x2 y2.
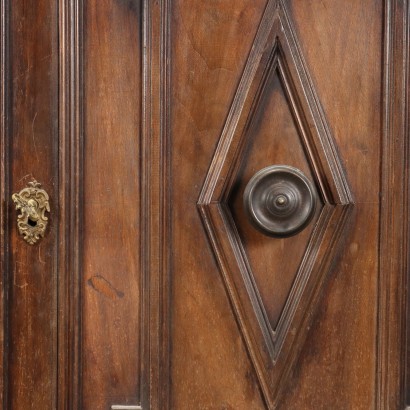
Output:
243 165 317 237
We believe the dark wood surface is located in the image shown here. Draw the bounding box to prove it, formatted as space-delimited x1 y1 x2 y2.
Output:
6 0 59 408
228 70 322 331
280 0 382 407
0 0 409 409
82 0 142 407
170 0 268 408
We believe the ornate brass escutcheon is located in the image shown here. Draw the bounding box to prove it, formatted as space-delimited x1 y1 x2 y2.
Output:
12 180 50 245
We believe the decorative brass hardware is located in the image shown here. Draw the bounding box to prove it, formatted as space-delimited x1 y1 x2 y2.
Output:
243 165 317 237
12 180 50 245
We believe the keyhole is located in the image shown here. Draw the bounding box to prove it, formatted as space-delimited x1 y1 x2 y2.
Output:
28 218 37 227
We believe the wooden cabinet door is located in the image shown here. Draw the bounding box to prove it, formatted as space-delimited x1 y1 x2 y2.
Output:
1 0 409 409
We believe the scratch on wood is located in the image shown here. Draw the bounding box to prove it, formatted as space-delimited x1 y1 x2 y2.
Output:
18 174 33 183
31 111 39 161
13 266 28 289
38 246 46 264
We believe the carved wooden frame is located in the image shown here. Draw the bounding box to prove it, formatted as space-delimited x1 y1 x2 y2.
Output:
0 0 408 408
56 0 171 409
198 0 354 407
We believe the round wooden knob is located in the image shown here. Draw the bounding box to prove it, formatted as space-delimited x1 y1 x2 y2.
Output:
243 165 317 237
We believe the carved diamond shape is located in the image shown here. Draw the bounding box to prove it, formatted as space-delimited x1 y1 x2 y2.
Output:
197 1 353 407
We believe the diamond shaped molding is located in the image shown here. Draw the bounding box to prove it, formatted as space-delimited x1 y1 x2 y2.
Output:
197 0 354 407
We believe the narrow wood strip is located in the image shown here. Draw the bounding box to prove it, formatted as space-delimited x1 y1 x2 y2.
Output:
141 0 171 408
377 0 409 408
0 0 9 407
57 0 83 408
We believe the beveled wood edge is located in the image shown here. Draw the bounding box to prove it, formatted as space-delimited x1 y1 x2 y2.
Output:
199 0 353 210
197 0 277 206
198 201 353 409
141 0 171 409
0 0 9 407
57 0 84 408
218 203 337 360
377 0 409 408
279 0 353 206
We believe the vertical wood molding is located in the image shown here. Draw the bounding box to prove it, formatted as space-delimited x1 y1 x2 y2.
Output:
57 0 83 408
141 1 171 408
58 1 171 408
405 1 410 407
0 0 9 407
406 2 410 406
378 0 409 408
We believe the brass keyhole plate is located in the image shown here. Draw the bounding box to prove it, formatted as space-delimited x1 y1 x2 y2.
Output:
12 180 50 245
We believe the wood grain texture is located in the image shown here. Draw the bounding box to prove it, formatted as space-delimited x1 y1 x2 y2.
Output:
197 1 353 407
0 0 9 407
279 0 383 408
7 0 59 408
170 0 268 408
379 0 409 408
1 0 409 408
82 0 142 408
57 1 171 409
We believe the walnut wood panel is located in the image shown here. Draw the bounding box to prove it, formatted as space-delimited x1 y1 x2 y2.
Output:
277 0 383 408
82 0 142 408
170 0 268 408
57 0 171 409
172 0 408 408
197 1 353 406
5 0 59 408
1 0 409 408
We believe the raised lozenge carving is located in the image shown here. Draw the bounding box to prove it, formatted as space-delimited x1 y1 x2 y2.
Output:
197 0 354 407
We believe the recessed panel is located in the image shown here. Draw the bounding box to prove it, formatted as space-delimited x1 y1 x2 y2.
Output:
229 67 323 330
8 0 58 408
83 1 142 408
